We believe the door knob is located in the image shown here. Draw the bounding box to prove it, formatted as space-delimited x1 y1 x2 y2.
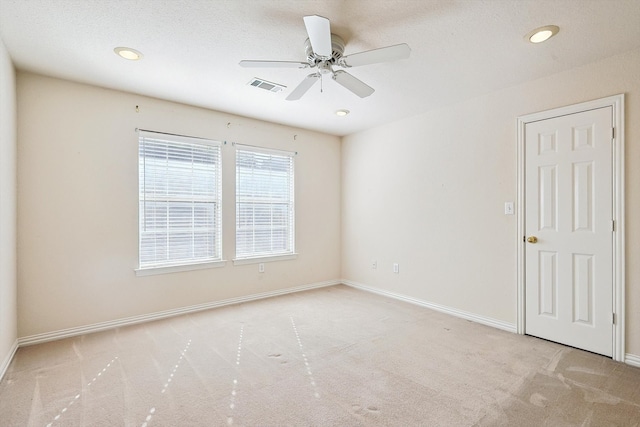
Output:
527 236 538 243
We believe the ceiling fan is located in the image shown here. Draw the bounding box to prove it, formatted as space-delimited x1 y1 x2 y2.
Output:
239 15 411 101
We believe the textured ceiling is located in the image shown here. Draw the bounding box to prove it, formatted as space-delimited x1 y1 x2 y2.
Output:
1 0 639 136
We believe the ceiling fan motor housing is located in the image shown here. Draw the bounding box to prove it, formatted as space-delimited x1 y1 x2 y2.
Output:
305 34 345 65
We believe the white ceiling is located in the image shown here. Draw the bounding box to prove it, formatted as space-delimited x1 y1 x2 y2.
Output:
1 0 639 136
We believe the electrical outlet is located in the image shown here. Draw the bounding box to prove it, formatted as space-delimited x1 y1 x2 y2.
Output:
372 260 377 269
393 263 399 274
259 263 265 273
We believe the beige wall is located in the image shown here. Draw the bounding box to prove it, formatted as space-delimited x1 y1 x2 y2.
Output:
17 73 341 337
0 38 17 372
13 47 640 359
342 48 640 356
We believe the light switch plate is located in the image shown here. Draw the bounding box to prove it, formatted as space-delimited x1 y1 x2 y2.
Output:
504 202 514 215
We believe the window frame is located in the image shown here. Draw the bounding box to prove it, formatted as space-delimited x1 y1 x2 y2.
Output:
233 144 296 264
136 130 225 276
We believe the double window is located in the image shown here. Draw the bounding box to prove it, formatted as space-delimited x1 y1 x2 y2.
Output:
138 131 222 272
137 132 295 273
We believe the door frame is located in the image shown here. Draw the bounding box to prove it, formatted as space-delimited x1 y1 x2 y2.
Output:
516 94 625 362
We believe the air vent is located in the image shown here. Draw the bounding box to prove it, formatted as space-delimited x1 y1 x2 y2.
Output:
248 78 286 93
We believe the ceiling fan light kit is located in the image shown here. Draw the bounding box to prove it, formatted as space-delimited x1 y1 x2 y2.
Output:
239 15 411 101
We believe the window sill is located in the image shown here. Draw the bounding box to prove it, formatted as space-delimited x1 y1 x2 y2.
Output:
232 253 298 266
135 260 227 277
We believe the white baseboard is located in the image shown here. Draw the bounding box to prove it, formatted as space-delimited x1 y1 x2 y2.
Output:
0 339 18 382
342 279 517 333
18 279 340 347
625 353 640 368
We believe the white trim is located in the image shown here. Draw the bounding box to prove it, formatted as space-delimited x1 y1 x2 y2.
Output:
343 280 517 333
516 94 625 361
0 340 18 382
17 280 340 347
135 260 227 276
612 95 625 363
625 353 640 368
233 253 297 265
516 113 526 335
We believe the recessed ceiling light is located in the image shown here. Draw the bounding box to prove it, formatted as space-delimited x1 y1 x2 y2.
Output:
526 25 559 44
114 47 143 61
335 109 350 117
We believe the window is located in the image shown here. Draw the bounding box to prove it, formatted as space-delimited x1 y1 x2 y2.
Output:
138 131 222 272
235 145 295 261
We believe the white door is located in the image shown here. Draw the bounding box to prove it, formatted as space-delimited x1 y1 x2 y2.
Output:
525 106 613 357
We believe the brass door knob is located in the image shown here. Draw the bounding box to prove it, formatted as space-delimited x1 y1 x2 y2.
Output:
527 236 538 243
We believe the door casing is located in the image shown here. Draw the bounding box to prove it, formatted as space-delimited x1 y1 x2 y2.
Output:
516 94 625 362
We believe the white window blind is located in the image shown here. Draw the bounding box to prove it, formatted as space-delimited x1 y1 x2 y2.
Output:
235 145 295 259
138 131 222 269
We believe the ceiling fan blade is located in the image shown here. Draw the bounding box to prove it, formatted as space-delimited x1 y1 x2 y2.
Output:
340 43 411 68
303 15 332 58
239 60 309 69
286 73 321 101
333 71 375 98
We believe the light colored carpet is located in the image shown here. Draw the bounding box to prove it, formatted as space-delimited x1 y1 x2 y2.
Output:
1 285 639 426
